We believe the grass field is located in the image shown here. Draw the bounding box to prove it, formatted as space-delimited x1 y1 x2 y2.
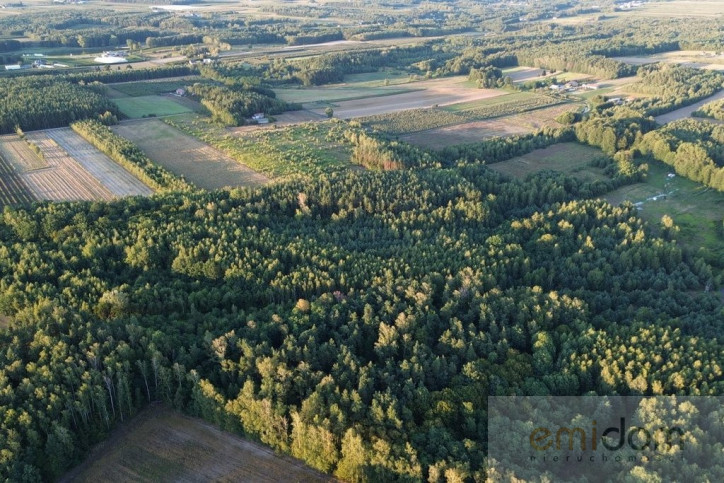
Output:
488 143 609 181
166 114 352 178
113 119 269 189
274 85 415 105
110 79 201 97
401 103 577 149
61 404 332 483
114 95 194 119
604 160 724 267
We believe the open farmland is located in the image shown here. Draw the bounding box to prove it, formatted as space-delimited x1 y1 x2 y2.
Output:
615 0 724 18
311 77 508 119
501 67 547 83
61 404 332 483
0 129 152 203
113 119 269 189
488 143 609 181
166 114 352 178
274 85 415 105
109 78 202 97
612 50 724 71
0 145 36 206
43 129 153 197
361 92 566 135
401 103 577 149
113 95 195 119
0 135 48 172
19 132 115 202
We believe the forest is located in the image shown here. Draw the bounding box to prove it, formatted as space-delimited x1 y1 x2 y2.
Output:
0 1 723 481
0 166 721 481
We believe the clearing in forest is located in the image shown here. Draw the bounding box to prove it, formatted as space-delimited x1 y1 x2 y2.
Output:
487 143 609 181
113 119 270 189
603 160 724 265
60 404 333 483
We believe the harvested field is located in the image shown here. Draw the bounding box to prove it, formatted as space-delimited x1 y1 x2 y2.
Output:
113 119 269 189
0 135 48 171
488 143 608 181
502 66 547 83
311 77 507 119
43 129 153 197
20 132 115 202
61 404 333 483
402 103 576 149
0 147 35 206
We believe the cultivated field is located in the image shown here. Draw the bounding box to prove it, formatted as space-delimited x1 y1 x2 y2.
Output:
19 132 115 202
0 144 36 206
274 85 415 105
61 404 333 483
113 119 270 189
654 89 724 124
0 135 47 171
360 92 566 135
0 130 152 203
401 103 577 149
114 95 195 119
45 129 154 197
310 77 508 119
488 143 608 181
501 67 547 83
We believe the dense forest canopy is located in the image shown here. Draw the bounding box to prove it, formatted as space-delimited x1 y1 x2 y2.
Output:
0 0 723 481
0 168 722 481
